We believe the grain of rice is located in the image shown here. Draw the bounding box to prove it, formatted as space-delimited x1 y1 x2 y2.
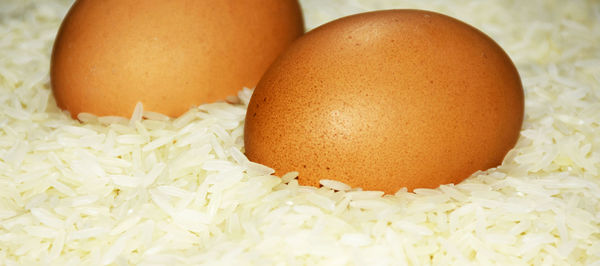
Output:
202 159 236 172
340 233 372 247
76 112 97 123
102 233 130 265
69 227 108 241
246 161 275 176
23 225 57 238
68 195 99 207
237 87 254 106
279 171 298 183
172 109 198 129
97 115 129 125
29 208 63 228
319 179 352 191
142 110 170 122
344 190 385 200
292 205 323 216
142 135 174 152
349 199 391 210
129 102 144 126
48 230 65 260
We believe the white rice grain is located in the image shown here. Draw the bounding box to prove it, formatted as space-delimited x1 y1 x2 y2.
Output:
30 208 63 228
320 179 352 191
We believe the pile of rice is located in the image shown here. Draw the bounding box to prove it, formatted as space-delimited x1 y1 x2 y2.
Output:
1 0 599 265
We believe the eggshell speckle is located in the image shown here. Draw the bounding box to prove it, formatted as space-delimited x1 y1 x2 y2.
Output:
244 10 524 194
51 0 304 118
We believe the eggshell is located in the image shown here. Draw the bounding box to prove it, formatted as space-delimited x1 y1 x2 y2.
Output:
243 10 524 194
50 0 304 118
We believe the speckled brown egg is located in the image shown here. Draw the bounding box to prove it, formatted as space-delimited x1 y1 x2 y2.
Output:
51 0 304 118
243 10 524 194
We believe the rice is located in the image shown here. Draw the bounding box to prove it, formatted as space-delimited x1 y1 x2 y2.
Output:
0 0 599 265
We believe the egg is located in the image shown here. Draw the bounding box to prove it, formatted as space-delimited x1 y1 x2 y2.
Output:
50 0 304 118
244 10 524 194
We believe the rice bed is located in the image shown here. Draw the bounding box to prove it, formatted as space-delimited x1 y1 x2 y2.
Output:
0 0 599 265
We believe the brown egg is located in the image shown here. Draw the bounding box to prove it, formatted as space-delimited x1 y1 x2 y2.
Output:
51 0 304 118
244 10 524 194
